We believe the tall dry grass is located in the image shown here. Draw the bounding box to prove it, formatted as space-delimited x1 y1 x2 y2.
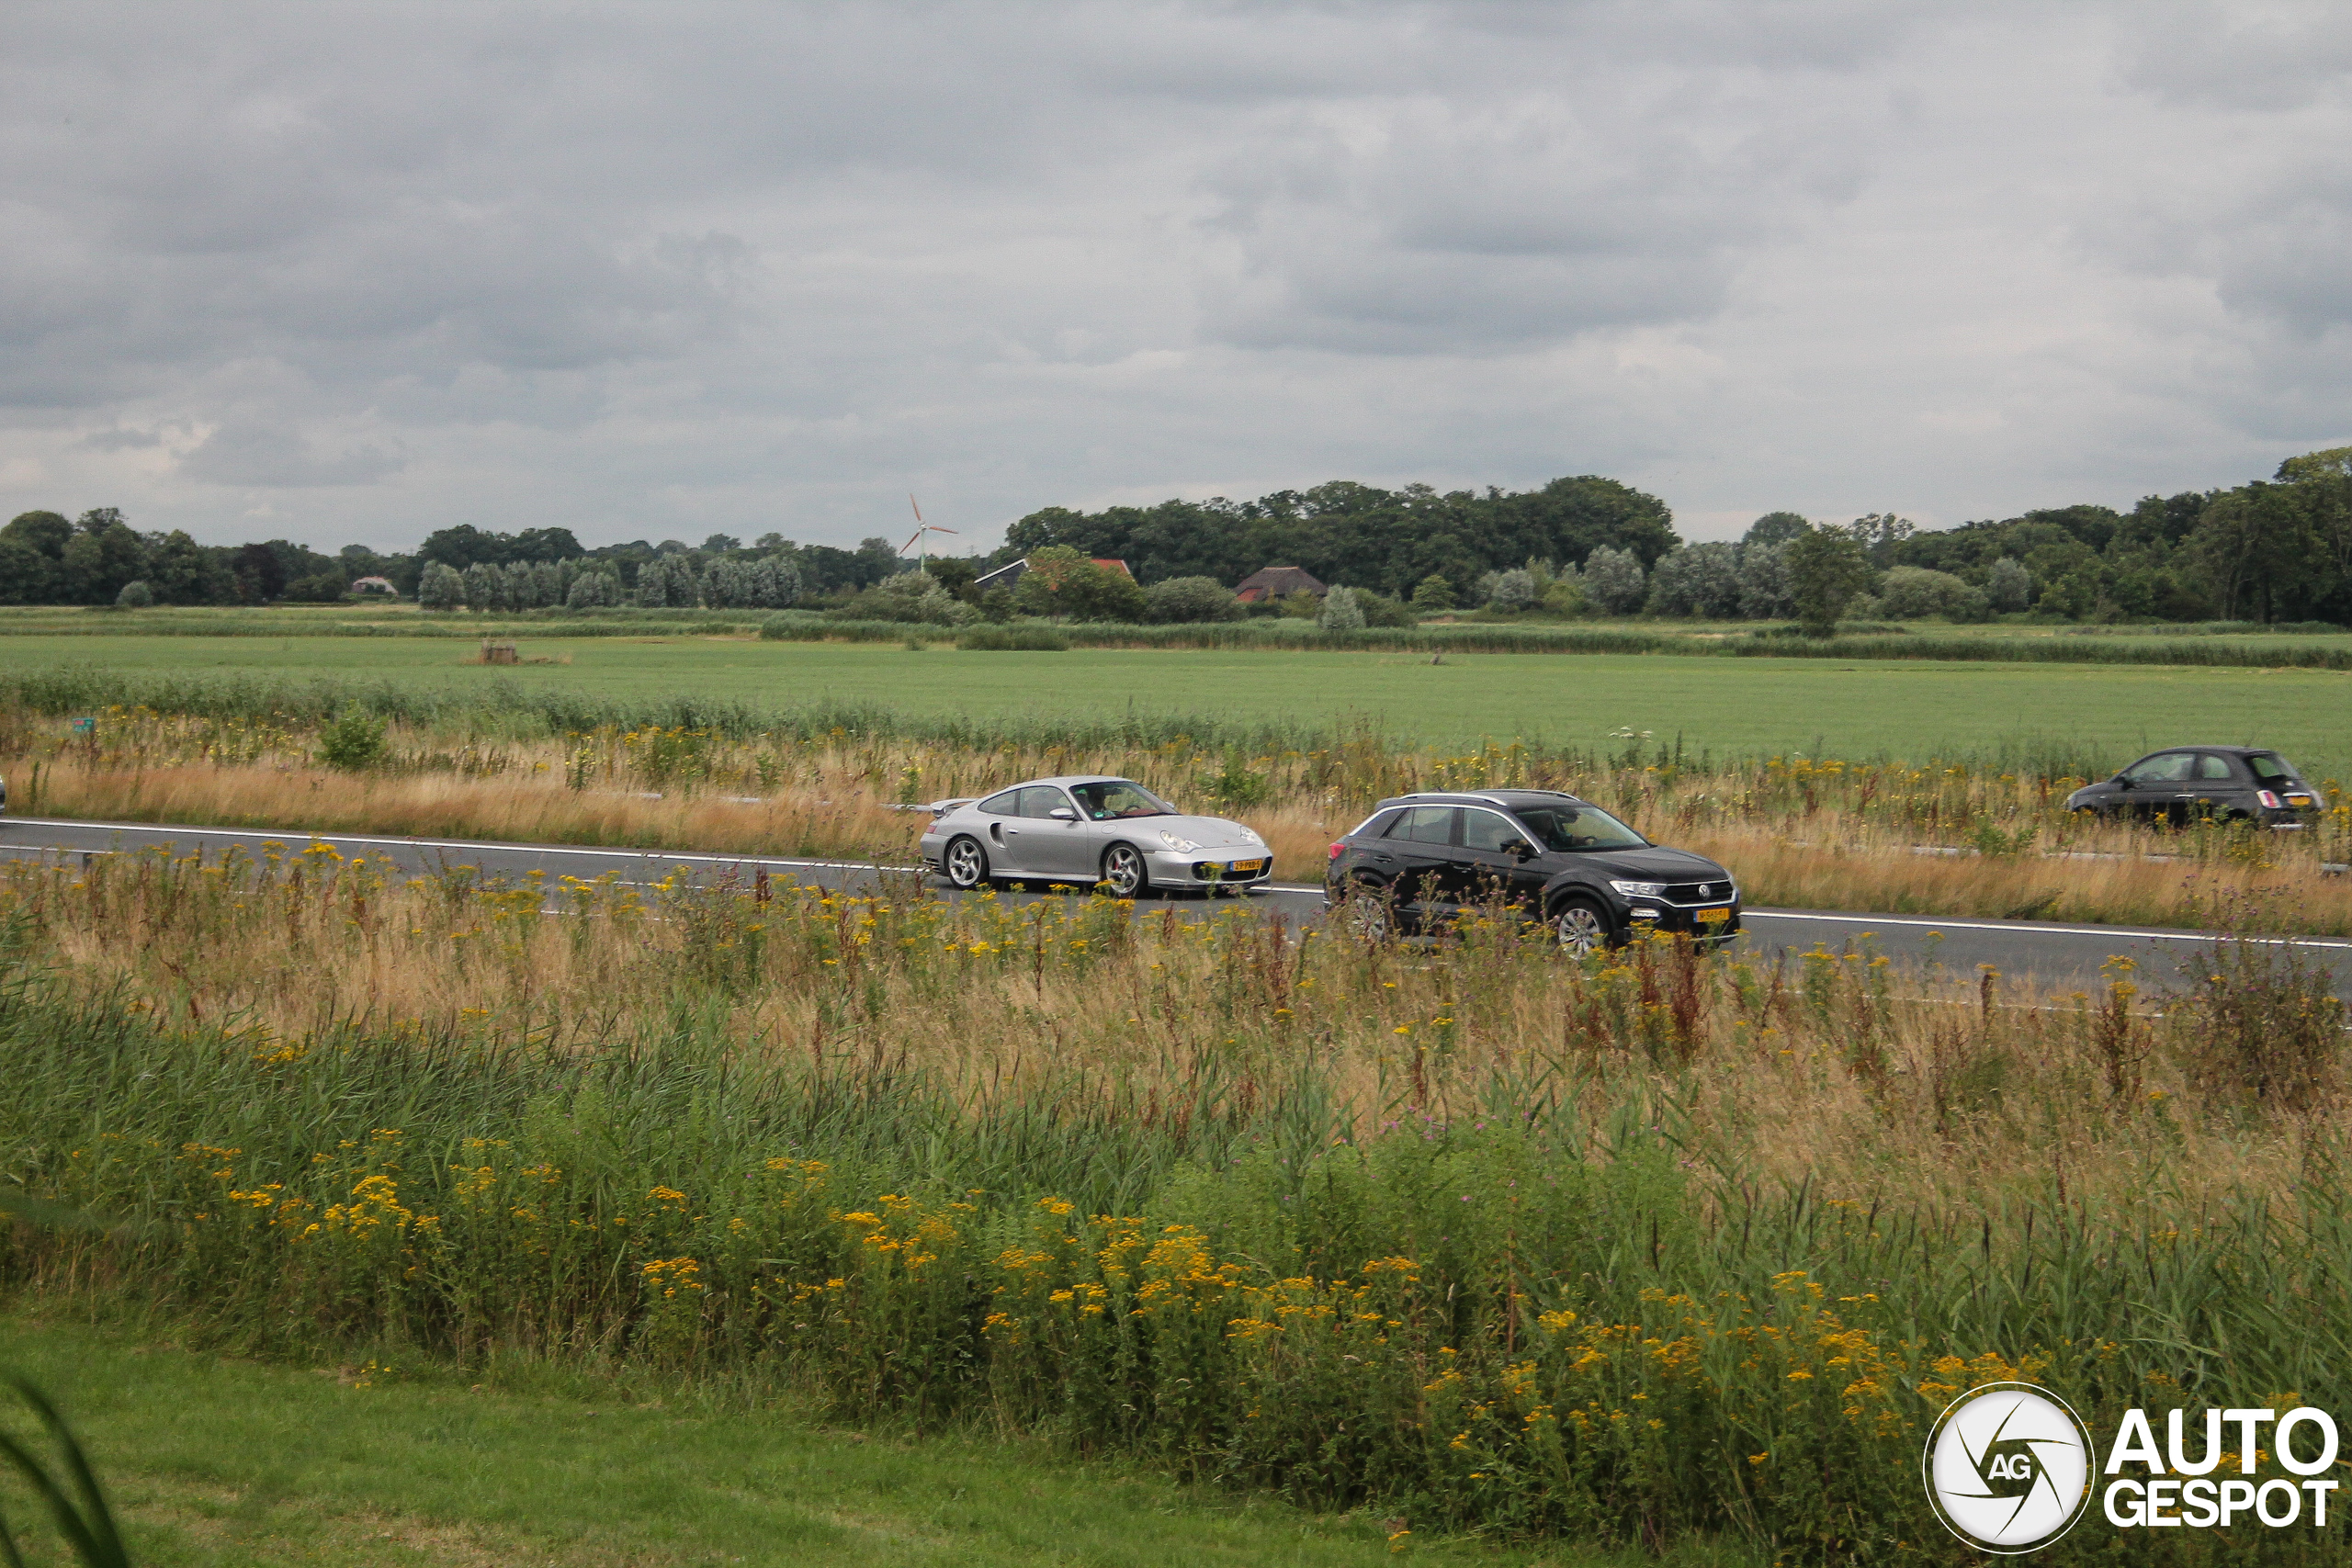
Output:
6 840 2335 1224
10 701 2351 931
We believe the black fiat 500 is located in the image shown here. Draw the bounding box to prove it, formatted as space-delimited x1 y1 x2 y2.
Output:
2064 747 2317 829
1324 789 1739 953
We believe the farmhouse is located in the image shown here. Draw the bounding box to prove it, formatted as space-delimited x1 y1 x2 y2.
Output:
348 576 398 597
1234 565 1326 603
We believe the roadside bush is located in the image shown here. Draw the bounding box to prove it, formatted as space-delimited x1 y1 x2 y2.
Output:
2178 934 2347 1109
314 704 389 771
1142 576 1241 624
113 581 153 609
1352 589 1416 627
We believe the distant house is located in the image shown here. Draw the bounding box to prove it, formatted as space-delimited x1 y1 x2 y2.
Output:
1234 565 1326 603
349 576 399 598
973 556 1134 593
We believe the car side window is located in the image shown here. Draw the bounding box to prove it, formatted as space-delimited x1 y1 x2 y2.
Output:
1357 808 1404 839
2124 752 2195 784
1016 786 1071 818
977 789 1022 816
2246 753 2296 784
2195 754 2235 781
1461 809 1521 852
1385 805 1458 844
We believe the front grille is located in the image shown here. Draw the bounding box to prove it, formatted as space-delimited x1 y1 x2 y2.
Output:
1663 881 1736 905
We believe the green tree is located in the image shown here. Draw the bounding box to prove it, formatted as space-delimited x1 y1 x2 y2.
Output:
62 514 149 604
1142 576 1240 624
1741 512 1811 549
1 510 73 562
1785 528 1874 637
1410 573 1456 612
1012 547 1146 621
144 530 231 604
0 536 59 604
1317 584 1366 631
2276 446 2352 484
2188 483 2314 622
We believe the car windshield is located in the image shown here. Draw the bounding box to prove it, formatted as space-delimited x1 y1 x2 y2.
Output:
1512 803 1646 852
2246 752 2301 785
1069 780 1174 820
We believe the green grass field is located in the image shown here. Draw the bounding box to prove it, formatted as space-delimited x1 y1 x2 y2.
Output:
0 631 2344 778
0 1315 1731 1568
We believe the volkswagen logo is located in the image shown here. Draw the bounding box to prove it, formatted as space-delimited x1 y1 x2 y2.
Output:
1923 1383 2093 1552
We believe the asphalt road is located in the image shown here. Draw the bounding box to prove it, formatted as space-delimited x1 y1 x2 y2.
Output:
6 814 2349 1003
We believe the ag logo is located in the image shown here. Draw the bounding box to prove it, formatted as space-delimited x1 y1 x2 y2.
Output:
1924 1383 2093 1552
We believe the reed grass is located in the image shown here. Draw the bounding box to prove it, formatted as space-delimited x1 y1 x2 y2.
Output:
2 844 2347 1561
763 614 2352 670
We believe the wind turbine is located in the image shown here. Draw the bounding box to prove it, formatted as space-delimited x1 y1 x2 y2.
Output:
899 495 957 571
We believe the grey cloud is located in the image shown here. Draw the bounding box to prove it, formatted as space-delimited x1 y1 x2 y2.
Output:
176 423 404 487
82 427 164 452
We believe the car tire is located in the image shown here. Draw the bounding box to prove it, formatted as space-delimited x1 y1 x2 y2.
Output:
1100 842 1148 898
944 836 990 890
1550 896 1615 956
1338 882 1392 943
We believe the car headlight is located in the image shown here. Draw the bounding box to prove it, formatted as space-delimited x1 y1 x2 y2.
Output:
1609 879 1666 897
1159 830 1200 853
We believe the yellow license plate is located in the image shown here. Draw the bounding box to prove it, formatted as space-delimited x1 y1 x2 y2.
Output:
1228 859 1265 874
1695 906 1733 924
2288 795 2315 807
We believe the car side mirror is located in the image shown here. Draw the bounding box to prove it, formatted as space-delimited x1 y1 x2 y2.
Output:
2115 776 2132 790
1048 807 1078 823
1505 839 1535 860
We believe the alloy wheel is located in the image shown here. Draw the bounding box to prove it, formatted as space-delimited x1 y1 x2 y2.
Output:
944 837 987 889
1341 887 1391 943
1102 843 1146 897
1553 901 1610 956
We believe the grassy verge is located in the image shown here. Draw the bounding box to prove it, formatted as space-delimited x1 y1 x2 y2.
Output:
2 1314 1701 1567
3 847 2349 1562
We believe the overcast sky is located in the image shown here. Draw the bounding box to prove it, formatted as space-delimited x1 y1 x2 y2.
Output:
3 2 2347 555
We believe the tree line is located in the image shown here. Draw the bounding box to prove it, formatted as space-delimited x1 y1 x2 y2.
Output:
0 513 905 609
1003 451 2352 629
5 446 2346 624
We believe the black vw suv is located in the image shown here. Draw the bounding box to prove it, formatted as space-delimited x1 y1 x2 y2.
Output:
1324 789 1740 953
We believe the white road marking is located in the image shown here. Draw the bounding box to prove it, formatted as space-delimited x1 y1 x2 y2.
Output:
0 818 893 875
1741 908 2352 950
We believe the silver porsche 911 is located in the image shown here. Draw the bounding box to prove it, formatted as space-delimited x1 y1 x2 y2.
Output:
918 775 1271 897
